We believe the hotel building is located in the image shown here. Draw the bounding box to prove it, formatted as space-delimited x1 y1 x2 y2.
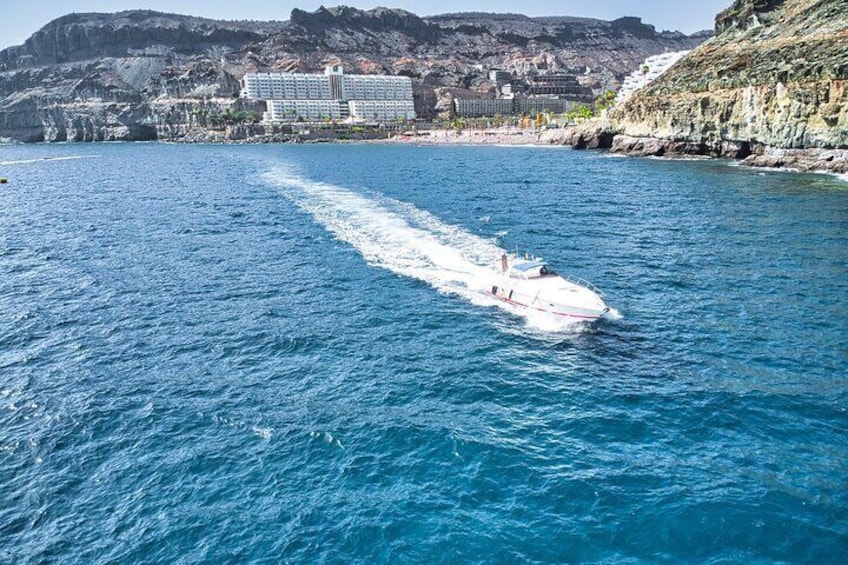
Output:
240 65 415 122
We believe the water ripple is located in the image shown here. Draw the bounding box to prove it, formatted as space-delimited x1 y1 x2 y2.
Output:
0 143 845 563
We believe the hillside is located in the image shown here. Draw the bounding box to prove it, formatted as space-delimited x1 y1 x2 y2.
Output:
0 6 708 142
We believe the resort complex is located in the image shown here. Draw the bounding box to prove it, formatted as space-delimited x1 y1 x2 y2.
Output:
452 51 692 120
237 51 691 123
240 65 416 122
453 71 596 118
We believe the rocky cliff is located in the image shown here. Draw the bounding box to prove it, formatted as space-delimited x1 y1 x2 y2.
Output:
607 0 848 171
0 6 707 142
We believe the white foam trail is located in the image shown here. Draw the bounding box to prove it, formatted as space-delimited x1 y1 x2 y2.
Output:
0 156 93 166
264 164 594 333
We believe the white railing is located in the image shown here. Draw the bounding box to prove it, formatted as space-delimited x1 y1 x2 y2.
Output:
558 272 606 298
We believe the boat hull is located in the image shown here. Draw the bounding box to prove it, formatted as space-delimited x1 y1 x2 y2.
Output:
490 281 609 321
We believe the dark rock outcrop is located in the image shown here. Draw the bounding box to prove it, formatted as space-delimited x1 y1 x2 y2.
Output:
290 6 437 39
538 119 617 149
714 0 783 34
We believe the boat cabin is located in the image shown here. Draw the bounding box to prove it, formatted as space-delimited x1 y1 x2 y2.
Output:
509 261 556 279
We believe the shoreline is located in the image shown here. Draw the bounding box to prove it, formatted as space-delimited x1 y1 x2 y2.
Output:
4 126 846 178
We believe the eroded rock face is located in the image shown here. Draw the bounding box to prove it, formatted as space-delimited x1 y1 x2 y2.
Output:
0 11 285 71
609 0 848 163
0 6 708 142
0 54 245 142
40 103 157 142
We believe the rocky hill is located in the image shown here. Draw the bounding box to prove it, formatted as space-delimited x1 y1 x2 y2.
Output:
606 0 848 171
0 6 708 142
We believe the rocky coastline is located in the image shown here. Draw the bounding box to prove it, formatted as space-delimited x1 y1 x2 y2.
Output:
2 112 843 175
602 133 846 174
371 120 845 176
401 125 848 175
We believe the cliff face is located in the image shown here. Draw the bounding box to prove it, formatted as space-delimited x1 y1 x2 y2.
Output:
0 6 707 142
0 11 285 71
609 0 848 158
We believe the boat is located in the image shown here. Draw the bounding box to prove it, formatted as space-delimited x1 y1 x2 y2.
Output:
490 254 610 321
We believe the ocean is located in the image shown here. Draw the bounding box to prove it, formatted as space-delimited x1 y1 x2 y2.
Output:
1 143 846 563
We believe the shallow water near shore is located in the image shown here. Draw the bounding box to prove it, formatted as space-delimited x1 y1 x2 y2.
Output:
1 143 846 563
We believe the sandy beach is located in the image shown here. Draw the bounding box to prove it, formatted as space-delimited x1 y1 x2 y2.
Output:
386 128 563 146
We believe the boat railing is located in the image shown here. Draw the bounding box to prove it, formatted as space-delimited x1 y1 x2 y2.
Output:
559 273 606 298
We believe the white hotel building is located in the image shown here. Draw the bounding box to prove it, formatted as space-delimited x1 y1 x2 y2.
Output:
240 65 415 122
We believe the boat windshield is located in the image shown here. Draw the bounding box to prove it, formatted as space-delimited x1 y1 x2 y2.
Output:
512 261 557 278
513 261 545 273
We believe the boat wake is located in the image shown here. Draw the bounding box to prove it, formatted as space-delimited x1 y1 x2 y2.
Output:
264 164 606 333
0 156 94 166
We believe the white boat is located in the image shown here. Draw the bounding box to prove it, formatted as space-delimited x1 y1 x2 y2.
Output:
490 255 610 321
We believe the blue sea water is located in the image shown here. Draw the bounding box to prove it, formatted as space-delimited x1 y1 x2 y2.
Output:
1 143 846 564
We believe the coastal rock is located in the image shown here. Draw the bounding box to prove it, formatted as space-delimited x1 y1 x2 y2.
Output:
540 120 615 149
608 0 848 168
742 147 848 173
610 135 668 156
609 135 756 158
